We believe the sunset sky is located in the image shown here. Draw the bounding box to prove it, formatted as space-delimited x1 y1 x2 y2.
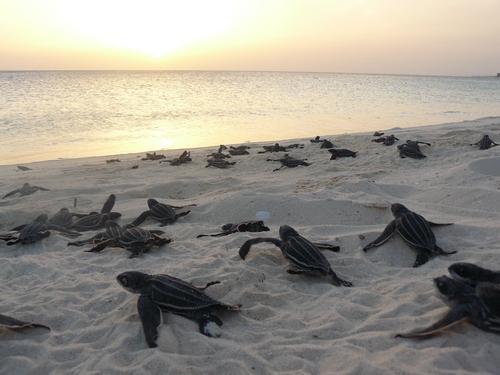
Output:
1 0 500 75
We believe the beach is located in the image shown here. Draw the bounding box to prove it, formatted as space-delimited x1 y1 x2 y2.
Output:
1 116 500 374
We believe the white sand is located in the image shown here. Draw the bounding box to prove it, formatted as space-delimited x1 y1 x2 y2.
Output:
1 117 500 374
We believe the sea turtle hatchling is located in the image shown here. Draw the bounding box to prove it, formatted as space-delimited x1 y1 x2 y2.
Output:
471 135 498 150
238 225 352 286
197 220 270 238
117 271 241 348
207 145 231 159
206 159 236 169
2 183 50 199
396 275 500 338
363 203 455 267
85 222 171 258
131 199 195 226
3 214 80 245
328 148 357 159
266 154 311 171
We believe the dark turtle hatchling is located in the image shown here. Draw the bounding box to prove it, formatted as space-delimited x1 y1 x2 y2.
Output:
206 159 236 169
471 135 498 150
396 275 500 338
197 220 270 238
117 271 240 347
131 198 195 226
320 140 334 149
2 183 50 199
239 225 352 286
207 145 231 159
328 148 357 159
448 263 500 286
363 203 455 267
267 154 311 171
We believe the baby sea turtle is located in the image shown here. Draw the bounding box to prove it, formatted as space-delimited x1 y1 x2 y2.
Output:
16 165 32 171
2 183 50 199
373 131 384 137
106 159 121 163
396 275 500 338
363 203 455 267
258 143 288 153
471 135 498 150
239 225 352 286
69 194 121 230
5 214 80 245
328 148 357 159
206 159 236 169
49 208 74 228
207 145 231 159
197 220 270 238
117 271 241 348
162 151 192 166
228 148 249 156
142 152 166 161
398 140 431 159
71 194 120 219
372 135 399 145
448 263 500 286
131 199 195 226
320 140 334 149
0 313 50 331
310 136 326 143
230 145 250 151
86 222 171 258
266 154 311 171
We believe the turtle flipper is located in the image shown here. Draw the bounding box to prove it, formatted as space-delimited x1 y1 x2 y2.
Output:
197 281 221 290
173 211 190 220
101 194 116 214
3 189 20 199
428 221 453 227
287 266 306 274
137 294 163 348
131 211 151 226
313 243 340 252
238 238 283 259
363 220 397 252
198 314 223 337
85 239 112 253
0 314 50 331
168 204 197 209
413 252 431 267
395 305 469 338
329 270 353 287
34 186 50 192
434 246 457 256
196 231 231 238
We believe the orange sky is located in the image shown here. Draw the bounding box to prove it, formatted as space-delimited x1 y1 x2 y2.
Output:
1 0 500 75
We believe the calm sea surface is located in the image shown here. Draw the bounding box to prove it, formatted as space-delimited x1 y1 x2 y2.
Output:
1 71 499 164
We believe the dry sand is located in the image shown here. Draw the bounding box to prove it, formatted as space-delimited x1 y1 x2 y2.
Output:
1 117 500 374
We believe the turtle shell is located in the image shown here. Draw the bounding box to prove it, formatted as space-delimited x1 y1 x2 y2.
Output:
18 222 48 243
148 200 175 220
148 274 226 312
283 235 331 274
395 211 438 253
119 227 153 246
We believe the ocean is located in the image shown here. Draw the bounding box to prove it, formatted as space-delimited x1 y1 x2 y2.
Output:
1 70 499 164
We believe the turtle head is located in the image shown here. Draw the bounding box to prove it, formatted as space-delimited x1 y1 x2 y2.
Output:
449 262 490 285
390 203 409 217
258 221 270 231
279 225 299 240
433 276 466 300
117 271 151 294
147 199 159 209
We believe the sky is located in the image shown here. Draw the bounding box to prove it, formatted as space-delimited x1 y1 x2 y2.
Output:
1 0 500 75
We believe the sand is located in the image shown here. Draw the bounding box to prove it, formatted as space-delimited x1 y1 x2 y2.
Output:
1 117 500 375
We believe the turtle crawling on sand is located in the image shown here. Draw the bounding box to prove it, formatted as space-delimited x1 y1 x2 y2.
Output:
85 221 171 258
206 159 236 169
328 148 357 159
162 151 192 165
373 131 384 137
266 154 311 171
239 225 352 286
363 203 455 267
117 271 240 348
3 214 80 245
2 183 50 199
197 220 270 238
310 136 326 143
397 140 430 159
396 274 500 339
131 199 195 226
320 140 334 149
471 135 498 150
207 145 231 159
0 313 50 332
142 152 166 161
228 148 249 156
372 135 399 145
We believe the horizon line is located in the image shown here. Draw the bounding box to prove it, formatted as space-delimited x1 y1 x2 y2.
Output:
0 68 498 79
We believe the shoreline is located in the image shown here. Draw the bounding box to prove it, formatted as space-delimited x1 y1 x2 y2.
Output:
2 116 500 168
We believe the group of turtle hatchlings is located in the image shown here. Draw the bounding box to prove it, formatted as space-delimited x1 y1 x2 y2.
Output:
2 133 499 349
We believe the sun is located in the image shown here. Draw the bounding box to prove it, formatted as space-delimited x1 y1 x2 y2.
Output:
56 0 246 58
